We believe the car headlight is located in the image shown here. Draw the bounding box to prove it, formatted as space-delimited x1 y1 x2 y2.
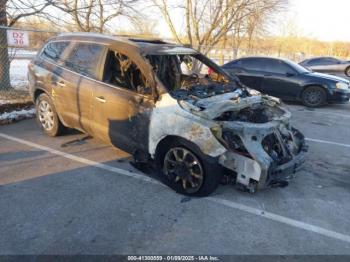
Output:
336 82 349 90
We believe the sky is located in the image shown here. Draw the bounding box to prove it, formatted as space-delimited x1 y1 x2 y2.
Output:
150 0 350 42
284 0 350 41
38 0 350 43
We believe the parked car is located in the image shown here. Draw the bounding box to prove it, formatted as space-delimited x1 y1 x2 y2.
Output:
299 57 350 77
222 57 350 107
28 33 306 196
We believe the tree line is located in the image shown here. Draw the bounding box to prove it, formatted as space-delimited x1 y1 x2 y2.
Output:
1 0 349 91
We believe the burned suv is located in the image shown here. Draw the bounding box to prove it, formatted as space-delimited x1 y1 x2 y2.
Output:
28 33 307 196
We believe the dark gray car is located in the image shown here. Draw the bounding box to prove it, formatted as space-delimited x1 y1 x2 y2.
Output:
299 57 350 77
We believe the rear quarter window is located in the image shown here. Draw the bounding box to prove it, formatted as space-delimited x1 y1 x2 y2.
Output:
41 41 69 62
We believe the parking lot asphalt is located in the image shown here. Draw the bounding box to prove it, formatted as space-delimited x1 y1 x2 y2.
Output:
0 102 350 255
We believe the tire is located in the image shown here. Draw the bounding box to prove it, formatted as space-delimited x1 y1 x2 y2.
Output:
301 86 327 107
35 93 65 136
345 67 350 77
156 139 222 197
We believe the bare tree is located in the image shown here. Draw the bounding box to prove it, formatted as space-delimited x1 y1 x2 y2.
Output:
0 0 139 91
152 0 287 58
129 16 157 37
0 0 56 91
48 0 140 33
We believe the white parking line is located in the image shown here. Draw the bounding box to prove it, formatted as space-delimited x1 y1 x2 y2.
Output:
0 132 162 186
208 197 350 244
1 132 350 245
306 138 350 148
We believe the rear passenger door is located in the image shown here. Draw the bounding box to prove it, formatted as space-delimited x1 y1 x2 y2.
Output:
38 41 70 119
58 42 105 132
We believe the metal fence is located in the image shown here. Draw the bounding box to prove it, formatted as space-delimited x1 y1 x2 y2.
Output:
0 26 58 104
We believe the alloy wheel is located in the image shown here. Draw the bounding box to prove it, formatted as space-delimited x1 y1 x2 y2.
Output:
38 100 55 131
304 89 323 106
163 147 204 194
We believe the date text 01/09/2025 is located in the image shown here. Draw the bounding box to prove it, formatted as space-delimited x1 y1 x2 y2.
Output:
127 255 220 261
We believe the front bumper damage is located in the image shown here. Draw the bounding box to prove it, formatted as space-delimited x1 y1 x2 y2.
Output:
217 106 307 192
190 95 307 192
180 92 307 192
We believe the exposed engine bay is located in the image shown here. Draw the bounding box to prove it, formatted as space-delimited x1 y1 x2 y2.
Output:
170 82 239 100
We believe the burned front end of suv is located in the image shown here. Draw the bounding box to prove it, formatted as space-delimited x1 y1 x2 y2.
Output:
178 88 307 192
212 96 306 191
145 48 307 192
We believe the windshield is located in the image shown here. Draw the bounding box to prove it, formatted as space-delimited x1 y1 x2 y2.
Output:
285 59 310 74
146 53 241 100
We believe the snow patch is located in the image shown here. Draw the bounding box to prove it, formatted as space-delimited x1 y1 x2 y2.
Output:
10 59 31 90
0 108 35 122
0 100 11 105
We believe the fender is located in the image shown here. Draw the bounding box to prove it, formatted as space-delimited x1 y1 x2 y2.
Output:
148 94 226 158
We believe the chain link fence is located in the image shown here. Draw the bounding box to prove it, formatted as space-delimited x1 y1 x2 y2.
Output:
0 26 58 105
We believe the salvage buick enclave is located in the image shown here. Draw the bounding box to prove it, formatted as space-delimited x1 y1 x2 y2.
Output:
28 33 307 196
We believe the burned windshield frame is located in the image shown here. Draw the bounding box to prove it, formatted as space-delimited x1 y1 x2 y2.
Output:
145 52 239 92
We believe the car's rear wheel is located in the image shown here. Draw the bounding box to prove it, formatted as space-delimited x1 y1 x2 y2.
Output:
301 86 327 107
345 67 350 77
36 93 65 136
156 140 222 197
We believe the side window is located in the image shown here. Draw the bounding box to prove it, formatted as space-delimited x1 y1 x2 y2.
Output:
102 50 151 95
322 58 339 65
41 41 69 62
241 59 265 71
307 59 321 66
224 60 239 68
264 59 293 74
64 43 103 78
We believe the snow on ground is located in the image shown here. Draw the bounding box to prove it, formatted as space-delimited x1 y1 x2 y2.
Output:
0 100 10 105
0 108 35 124
8 48 37 60
10 59 31 90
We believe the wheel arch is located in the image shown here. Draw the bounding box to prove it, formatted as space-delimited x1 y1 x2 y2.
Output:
34 88 68 128
345 66 350 76
33 88 49 102
299 84 330 99
155 135 204 161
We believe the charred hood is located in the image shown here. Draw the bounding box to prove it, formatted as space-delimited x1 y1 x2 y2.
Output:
178 87 288 123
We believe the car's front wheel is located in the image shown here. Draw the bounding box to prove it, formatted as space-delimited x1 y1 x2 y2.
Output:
301 86 327 107
36 93 65 136
156 139 222 197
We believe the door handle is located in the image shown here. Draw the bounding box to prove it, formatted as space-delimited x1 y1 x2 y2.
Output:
95 96 106 103
56 81 66 87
